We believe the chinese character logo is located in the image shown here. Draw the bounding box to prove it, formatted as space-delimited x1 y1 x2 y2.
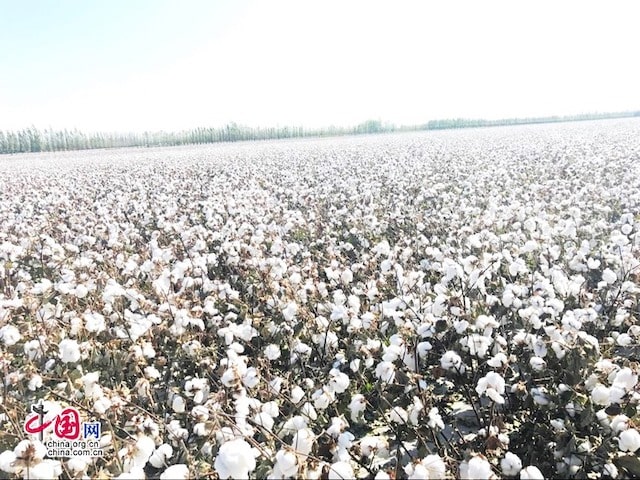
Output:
24 401 98 441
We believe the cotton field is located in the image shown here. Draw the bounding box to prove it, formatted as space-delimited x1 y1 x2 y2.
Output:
0 119 639 479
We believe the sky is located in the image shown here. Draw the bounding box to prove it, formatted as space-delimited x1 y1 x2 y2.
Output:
1 0 639 133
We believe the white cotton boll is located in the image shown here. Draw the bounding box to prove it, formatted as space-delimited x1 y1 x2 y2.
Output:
618 428 640 453
214 438 257 479
487 352 508 368
375 361 396 383
532 387 551 406
476 372 506 404
172 396 186 413
613 367 638 390
427 407 444 430
0 325 21 346
405 455 447 479
265 344 281 361
15 439 47 461
340 269 353 284
602 268 617 285
291 428 314 455
74 284 89 298
274 449 298 478
84 312 106 334
254 412 275 431
67 456 91 474
282 302 298 322
290 385 305 404
590 385 611 406
616 333 632 346
587 258 601 269
149 444 173 468
501 452 523 476
160 464 189 480
603 463 619 478
300 402 318 421
328 461 354 480
348 394 366 422
520 465 544 479
440 351 464 372
529 356 546 371
23 459 63 479
28 374 43 391
388 406 408 424
58 338 81 363
460 456 493 479
328 369 350 393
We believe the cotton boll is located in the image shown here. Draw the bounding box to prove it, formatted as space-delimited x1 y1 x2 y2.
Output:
427 407 444 430
290 385 305 404
273 449 298 478
520 466 544 479
214 438 257 479
172 395 186 413
529 356 546 371
0 325 21 346
149 444 174 468
590 385 611 406
0 450 17 474
501 452 523 476
160 464 189 480
265 344 282 360
328 369 350 393
328 461 354 480
476 372 506 404
618 428 640 453
603 463 619 478
340 269 353 284
375 361 396 383
602 268 617 284
460 456 493 479
387 406 408 424
348 394 366 422
440 351 465 373
291 428 314 455
613 367 638 390
58 339 81 363
282 302 298 322
22 460 63 479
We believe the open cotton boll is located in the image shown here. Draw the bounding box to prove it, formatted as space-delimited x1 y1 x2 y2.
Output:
282 302 297 322
265 344 281 360
476 372 506 404
520 465 544 479
602 268 617 284
273 448 298 478
460 456 494 479
214 438 257 479
440 351 465 373
0 325 21 346
501 452 523 476
328 461 354 480
149 443 173 468
590 385 611 406
160 464 189 480
58 338 81 363
290 428 315 455
618 428 640 453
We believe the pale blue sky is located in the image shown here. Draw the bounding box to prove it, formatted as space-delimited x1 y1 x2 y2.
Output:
1 0 639 132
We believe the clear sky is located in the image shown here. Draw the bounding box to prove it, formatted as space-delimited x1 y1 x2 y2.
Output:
1 0 639 132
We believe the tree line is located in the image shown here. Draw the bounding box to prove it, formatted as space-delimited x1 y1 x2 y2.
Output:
1 112 638 154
